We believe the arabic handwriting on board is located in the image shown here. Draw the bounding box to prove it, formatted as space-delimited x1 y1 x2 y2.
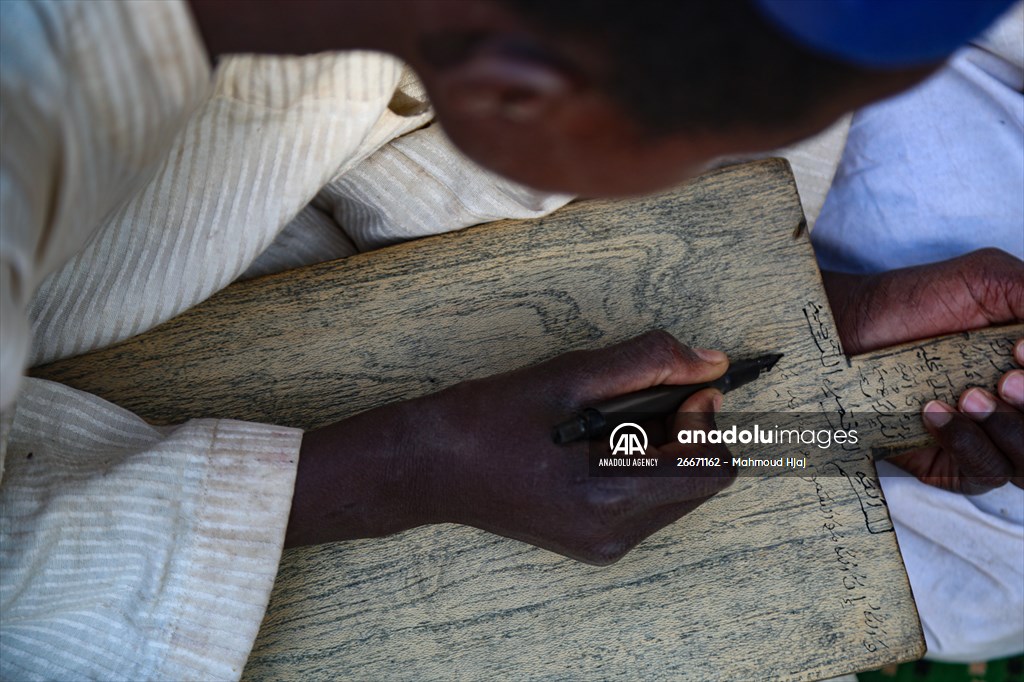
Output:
803 302 843 369
806 473 892 653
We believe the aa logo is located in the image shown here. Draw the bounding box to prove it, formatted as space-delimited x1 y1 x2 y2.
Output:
609 423 648 456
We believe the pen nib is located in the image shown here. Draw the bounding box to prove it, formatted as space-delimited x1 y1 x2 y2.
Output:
761 353 783 372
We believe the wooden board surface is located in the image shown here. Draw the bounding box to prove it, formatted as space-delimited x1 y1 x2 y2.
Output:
33 159 1022 681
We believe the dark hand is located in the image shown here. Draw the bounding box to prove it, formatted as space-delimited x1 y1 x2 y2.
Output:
822 248 1024 493
902 341 1023 493
287 330 735 564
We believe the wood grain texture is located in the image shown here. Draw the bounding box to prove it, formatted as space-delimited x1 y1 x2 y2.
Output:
32 159 1022 680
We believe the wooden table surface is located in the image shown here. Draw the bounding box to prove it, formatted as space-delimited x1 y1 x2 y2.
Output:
33 159 1022 681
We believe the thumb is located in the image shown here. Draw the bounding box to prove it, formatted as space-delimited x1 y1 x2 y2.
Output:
572 330 728 402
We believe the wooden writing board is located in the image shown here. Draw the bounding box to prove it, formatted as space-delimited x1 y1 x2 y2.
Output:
33 160 1022 680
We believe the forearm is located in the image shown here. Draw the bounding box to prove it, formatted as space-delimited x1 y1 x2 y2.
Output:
821 248 1024 355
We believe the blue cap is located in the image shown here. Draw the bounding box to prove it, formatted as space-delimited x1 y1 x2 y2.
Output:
753 0 1017 68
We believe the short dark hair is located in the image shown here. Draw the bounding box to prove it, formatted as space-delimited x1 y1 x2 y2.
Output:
502 0 898 135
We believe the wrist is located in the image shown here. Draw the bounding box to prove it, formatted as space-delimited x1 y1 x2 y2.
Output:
284 400 435 547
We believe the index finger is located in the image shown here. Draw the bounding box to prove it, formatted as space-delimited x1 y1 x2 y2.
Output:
640 387 736 503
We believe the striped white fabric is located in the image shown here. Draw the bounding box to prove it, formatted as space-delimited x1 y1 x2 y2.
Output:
239 203 359 281
1 379 301 681
0 0 210 410
24 50 433 369
240 120 574 280
317 122 574 252
0 1 569 679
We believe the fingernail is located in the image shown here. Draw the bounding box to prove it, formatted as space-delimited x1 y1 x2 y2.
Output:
1016 339 1024 366
712 391 723 412
693 348 727 364
961 388 996 419
1000 370 1024 405
923 401 953 428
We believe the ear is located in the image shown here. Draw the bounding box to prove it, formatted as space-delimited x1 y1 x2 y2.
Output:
437 47 574 123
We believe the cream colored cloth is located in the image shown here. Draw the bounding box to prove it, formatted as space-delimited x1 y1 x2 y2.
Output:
1 381 301 680
0 1 568 679
0 0 209 410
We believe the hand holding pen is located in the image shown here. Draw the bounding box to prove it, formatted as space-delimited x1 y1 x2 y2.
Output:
291 330 739 565
293 330 737 564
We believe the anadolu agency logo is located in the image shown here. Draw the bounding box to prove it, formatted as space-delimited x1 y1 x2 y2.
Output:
594 422 661 475
609 422 648 456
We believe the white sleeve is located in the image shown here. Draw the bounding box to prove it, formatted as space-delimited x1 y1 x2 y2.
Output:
0 379 302 681
240 119 574 278
317 122 574 252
